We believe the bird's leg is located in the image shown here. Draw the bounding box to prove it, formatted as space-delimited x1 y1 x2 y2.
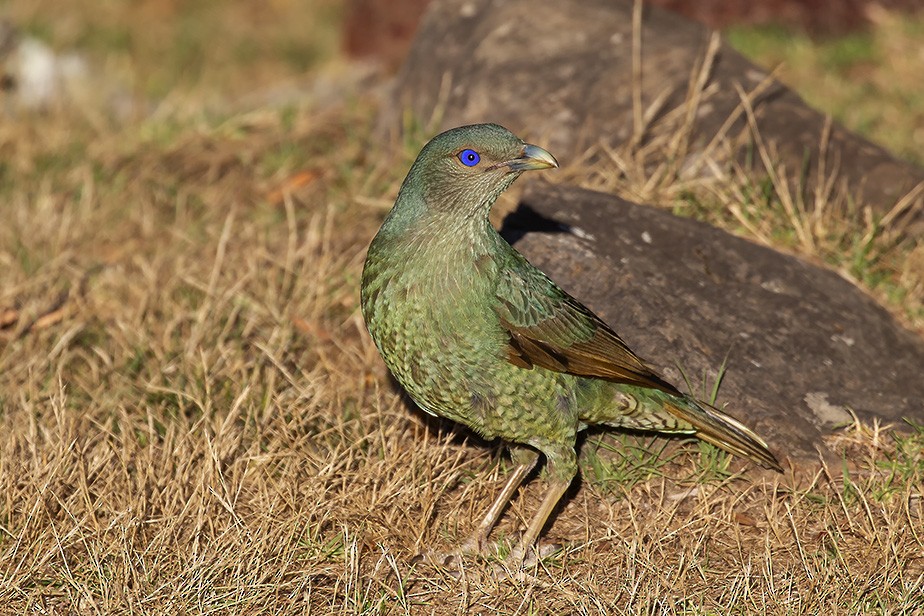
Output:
507 446 576 567
460 446 538 554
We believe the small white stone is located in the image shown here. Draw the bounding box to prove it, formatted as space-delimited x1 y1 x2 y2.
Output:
760 279 785 294
804 392 852 426
570 226 595 241
831 334 855 347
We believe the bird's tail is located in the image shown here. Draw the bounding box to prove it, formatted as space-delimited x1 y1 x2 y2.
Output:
664 396 782 472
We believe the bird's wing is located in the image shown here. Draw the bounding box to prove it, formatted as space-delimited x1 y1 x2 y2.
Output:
493 258 681 396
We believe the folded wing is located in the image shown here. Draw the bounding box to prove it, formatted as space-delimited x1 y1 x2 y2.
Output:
493 257 681 396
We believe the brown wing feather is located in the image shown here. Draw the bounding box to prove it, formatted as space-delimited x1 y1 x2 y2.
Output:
497 293 682 397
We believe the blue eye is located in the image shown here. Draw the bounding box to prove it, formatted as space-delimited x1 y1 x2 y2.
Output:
458 149 480 167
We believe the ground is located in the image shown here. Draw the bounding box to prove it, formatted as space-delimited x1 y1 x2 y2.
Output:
0 1 922 613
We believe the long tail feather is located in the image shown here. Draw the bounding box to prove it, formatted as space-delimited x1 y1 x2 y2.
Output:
664 398 782 472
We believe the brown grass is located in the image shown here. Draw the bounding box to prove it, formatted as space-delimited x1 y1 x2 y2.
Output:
1 2 923 614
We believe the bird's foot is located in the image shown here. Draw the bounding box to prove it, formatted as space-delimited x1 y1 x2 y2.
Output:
505 532 564 569
458 533 486 556
410 548 462 568
410 531 487 571
410 536 563 577
410 528 496 571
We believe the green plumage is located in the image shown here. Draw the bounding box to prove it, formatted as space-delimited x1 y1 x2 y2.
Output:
361 124 781 565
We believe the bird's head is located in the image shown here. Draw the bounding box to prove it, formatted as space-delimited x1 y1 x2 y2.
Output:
401 123 558 219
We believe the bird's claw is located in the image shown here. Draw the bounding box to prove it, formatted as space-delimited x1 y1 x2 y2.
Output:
458 534 485 555
411 534 564 576
409 549 467 577
506 534 564 568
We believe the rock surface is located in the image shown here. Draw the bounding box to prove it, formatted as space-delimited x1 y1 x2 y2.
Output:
383 0 924 235
343 0 924 69
502 184 924 462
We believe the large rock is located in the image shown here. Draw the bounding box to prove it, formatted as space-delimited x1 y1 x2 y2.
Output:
503 184 924 462
383 0 924 236
343 0 924 70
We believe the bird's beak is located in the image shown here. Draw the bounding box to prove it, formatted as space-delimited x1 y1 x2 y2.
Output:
502 143 559 172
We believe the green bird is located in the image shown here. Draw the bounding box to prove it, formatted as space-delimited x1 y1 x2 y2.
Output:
361 123 781 566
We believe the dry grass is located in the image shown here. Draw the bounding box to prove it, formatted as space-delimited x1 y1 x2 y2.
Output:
728 8 924 167
1 2 924 614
